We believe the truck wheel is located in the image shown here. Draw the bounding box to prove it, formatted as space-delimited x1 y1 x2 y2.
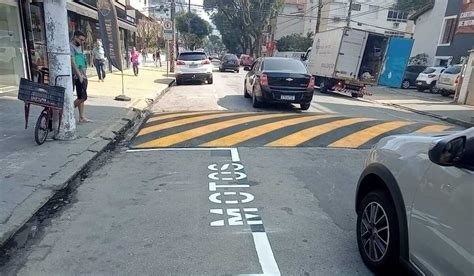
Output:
320 80 329 93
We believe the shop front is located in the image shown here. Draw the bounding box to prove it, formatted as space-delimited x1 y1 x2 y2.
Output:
0 0 26 88
5 0 138 88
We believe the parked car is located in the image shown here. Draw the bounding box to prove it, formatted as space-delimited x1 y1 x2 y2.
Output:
175 51 213 85
243 57 314 110
219 54 240 73
401 65 427 89
355 128 473 275
240 54 254 67
210 56 221 70
436 64 463 97
415 66 446 93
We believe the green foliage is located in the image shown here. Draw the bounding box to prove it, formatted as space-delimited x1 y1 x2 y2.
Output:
207 34 225 55
175 12 212 50
409 53 429 65
204 0 284 56
276 33 313 52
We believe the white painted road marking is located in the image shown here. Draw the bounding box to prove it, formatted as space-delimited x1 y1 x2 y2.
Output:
127 147 280 275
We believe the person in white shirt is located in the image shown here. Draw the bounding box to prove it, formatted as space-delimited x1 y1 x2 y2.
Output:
92 40 106 82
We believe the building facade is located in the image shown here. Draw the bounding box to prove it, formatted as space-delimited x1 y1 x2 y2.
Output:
409 0 446 66
0 0 140 88
320 0 411 37
435 0 474 65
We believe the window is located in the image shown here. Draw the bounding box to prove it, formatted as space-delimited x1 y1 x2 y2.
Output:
439 16 457 45
178 52 207 61
387 10 408 22
262 59 308 73
444 65 462 74
351 4 361 11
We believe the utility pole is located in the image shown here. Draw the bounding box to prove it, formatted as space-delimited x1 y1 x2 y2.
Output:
43 0 75 140
170 0 176 72
189 0 191 12
346 0 353 27
315 0 323 33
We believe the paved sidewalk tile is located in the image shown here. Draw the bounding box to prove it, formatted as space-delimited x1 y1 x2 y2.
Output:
0 63 174 246
366 86 474 127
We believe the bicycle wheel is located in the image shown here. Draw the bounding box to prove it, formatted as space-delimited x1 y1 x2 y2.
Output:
35 112 49 145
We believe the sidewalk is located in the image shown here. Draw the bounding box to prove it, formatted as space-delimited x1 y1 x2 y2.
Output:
0 62 174 247
365 86 474 128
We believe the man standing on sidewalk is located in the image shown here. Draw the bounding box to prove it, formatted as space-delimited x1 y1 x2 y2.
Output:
92 40 106 82
71 30 92 123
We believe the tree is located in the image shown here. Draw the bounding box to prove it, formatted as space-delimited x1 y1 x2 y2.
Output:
207 34 225 55
204 0 284 56
136 19 163 50
409 53 429 65
175 12 212 50
395 0 431 12
276 33 313 52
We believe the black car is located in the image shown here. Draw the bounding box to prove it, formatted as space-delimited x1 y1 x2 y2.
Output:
401 65 427 89
243 57 314 110
219 54 240 73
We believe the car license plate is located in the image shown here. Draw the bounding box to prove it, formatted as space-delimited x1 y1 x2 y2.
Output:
189 64 198 68
442 78 450 84
281 95 295 100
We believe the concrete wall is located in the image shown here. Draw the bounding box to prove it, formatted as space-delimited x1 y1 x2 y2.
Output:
411 0 448 66
458 50 474 106
320 0 409 36
274 3 306 40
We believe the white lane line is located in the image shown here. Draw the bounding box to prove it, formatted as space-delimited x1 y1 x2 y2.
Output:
230 148 240 162
252 232 281 275
127 147 234 153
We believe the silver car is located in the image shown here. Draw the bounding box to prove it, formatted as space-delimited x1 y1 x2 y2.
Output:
355 128 473 275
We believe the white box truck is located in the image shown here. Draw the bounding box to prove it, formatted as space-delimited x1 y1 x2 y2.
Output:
302 27 414 97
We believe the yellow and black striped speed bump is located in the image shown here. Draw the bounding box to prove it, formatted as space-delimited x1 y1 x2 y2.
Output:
129 111 454 149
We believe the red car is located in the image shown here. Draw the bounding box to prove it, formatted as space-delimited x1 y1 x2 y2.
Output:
240 54 254 66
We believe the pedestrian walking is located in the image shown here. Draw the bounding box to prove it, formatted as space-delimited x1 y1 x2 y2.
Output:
155 48 162 67
141 48 147 63
92 40 106 82
131 47 140 76
70 30 92 123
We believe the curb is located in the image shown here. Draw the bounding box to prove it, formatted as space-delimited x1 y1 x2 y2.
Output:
0 80 174 248
358 97 474 128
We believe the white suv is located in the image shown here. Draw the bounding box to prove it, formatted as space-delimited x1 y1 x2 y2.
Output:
415 66 445 93
175 51 213 85
356 128 473 275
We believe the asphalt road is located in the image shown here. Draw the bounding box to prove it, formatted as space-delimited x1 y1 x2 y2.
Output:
1 70 448 275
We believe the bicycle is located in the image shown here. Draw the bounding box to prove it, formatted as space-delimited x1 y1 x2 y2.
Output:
18 75 68 145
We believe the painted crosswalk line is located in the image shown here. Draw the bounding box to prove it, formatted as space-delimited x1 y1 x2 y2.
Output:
130 111 454 149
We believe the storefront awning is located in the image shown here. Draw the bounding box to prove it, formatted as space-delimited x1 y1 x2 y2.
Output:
66 2 136 32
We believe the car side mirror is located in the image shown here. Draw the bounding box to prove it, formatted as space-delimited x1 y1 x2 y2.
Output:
244 66 251 71
429 136 466 167
301 54 306 61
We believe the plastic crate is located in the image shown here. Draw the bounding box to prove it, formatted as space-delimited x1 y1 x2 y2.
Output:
17 78 65 109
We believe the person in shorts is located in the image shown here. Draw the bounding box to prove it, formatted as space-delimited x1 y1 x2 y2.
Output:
70 30 92 123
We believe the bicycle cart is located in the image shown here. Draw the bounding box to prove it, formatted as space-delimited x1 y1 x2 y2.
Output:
17 76 68 145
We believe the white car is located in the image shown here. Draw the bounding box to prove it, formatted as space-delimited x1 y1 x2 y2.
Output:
175 51 213 85
355 128 473 275
415 66 446 93
436 64 463 97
